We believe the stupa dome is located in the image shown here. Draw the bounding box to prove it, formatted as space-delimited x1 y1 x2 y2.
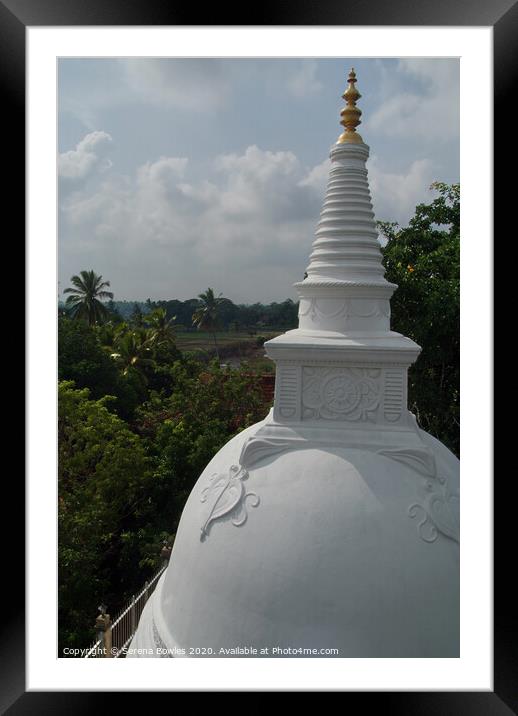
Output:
128 69 459 658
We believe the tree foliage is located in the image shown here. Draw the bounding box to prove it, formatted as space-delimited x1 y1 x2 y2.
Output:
380 182 460 455
63 270 114 325
58 323 267 651
192 288 225 358
107 296 299 331
58 317 142 420
134 359 267 510
58 382 154 651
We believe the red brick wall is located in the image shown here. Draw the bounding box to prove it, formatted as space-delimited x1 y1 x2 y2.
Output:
257 374 275 405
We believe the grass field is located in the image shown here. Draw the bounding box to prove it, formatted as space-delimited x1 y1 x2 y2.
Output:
174 330 280 352
174 330 280 373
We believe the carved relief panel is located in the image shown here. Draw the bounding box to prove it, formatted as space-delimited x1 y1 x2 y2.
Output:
298 297 390 332
274 364 408 426
301 367 381 422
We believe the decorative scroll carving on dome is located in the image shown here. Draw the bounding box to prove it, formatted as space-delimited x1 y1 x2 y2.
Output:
200 465 260 540
240 437 294 468
376 445 459 544
376 446 436 477
152 619 173 657
408 475 460 544
302 367 380 421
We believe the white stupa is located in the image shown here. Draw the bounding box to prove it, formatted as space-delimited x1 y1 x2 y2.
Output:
129 70 459 658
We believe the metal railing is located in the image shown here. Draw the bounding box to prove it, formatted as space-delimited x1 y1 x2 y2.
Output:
84 563 167 658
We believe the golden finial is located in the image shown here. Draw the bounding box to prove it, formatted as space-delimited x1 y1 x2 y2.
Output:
337 68 363 144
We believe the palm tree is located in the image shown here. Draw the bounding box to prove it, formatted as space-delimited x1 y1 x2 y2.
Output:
63 270 114 326
110 327 155 381
192 288 224 360
145 307 177 352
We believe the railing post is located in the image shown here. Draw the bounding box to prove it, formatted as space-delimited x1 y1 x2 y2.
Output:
104 615 113 657
160 541 172 567
86 553 171 658
130 595 136 636
95 605 112 658
94 618 105 657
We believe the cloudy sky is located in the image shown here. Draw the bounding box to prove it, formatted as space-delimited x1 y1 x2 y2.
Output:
58 58 459 304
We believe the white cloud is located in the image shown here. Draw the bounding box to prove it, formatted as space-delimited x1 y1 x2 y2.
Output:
298 158 330 197
59 136 441 303
59 144 322 302
287 60 323 98
137 156 188 184
117 58 325 112
365 59 459 143
120 59 233 110
367 155 436 226
211 145 317 221
58 131 113 180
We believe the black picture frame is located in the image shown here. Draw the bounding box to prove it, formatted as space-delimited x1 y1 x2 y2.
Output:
9 0 507 709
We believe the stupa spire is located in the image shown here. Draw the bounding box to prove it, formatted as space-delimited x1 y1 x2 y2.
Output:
337 68 363 145
244 67 422 444
298 67 394 313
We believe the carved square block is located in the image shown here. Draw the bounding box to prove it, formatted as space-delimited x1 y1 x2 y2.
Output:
301 366 381 422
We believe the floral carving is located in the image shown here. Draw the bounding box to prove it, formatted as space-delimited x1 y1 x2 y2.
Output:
200 465 260 540
408 475 459 544
298 298 389 322
302 367 380 421
376 445 459 545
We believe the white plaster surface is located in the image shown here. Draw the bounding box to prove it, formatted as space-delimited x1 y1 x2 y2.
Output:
128 417 459 658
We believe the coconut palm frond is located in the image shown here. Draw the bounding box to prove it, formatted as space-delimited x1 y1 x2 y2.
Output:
63 270 114 326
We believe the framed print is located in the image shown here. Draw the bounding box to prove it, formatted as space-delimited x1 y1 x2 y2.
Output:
11 0 507 708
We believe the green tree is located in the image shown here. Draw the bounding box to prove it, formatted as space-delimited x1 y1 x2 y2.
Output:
192 288 224 360
142 308 182 392
94 320 119 352
110 327 155 383
59 317 141 420
59 317 120 400
145 307 177 354
379 182 460 455
58 381 154 652
135 359 267 504
63 270 114 326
